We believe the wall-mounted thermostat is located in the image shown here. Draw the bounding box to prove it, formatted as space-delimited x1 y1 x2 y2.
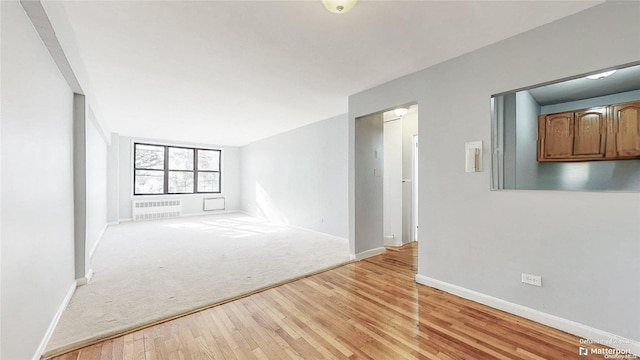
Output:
465 141 483 172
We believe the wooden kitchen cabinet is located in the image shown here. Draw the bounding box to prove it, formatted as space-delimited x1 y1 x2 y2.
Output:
538 107 607 161
538 101 640 162
607 101 640 158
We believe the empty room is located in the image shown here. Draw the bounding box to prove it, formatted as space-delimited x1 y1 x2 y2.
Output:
1 1 639 359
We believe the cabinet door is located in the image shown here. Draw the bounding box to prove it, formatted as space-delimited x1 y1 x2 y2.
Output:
609 101 640 158
539 112 574 160
573 107 606 158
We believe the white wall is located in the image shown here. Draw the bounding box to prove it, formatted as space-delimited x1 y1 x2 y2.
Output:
350 1 640 343
118 136 241 220
106 133 119 223
240 115 349 239
1 2 76 359
85 113 108 259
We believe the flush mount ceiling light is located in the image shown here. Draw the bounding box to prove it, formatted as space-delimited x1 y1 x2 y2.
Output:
322 0 358 14
394 108 409 117
586 70 617 80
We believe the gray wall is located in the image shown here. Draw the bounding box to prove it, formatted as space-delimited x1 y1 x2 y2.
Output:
354 113 384 254
240 115 349 239
117 136 241 220
1 2 76 359
503 93 517 188
514 90 541 189
349 1 640 341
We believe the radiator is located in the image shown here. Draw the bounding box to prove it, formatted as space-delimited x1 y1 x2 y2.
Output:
132 199 182 221
203 197 225 211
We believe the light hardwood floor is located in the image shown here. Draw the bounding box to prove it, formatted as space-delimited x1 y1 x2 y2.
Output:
50 242 603 359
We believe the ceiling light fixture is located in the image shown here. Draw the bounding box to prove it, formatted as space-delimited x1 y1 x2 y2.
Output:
586 70 617 80
322 0 358 14
394 108 409 117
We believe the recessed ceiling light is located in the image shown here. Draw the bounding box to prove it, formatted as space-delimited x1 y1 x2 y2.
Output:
586 70 617 80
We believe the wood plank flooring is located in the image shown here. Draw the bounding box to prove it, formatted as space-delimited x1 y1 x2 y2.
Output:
50 243 605 359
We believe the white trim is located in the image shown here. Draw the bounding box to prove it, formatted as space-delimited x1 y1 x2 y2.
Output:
180 209 240 218
288 224 349 243
85 269 94 283
239 213 355 258
89 224 108 259
354 247 386 261
383 235 402 247
415 274 640 356
76 269 93 286
32 281 77 360
119 209 242 223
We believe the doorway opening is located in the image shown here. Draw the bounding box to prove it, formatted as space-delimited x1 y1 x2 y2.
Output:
382 105 419 247
353 104 419 258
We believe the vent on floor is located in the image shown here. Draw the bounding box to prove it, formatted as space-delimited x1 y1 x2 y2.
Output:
204 197 225 211
132 199 181 221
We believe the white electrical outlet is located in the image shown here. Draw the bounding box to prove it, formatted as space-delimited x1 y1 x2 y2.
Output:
521 273 542 287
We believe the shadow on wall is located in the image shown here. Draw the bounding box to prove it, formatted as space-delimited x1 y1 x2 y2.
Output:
256 182 289 225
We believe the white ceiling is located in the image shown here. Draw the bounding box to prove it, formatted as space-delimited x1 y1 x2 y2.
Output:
54 0 603 146
529 64 640 105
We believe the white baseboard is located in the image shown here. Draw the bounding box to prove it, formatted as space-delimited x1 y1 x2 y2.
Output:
354 247 386 261
288 224 349 243
89 224 109 260
384 235 402 247
120 210 242 224
76 269 94 286
183 209 241 217
32 281 77 360
415 274 639 356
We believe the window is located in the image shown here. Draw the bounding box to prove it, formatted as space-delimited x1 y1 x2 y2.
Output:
134 143 221 195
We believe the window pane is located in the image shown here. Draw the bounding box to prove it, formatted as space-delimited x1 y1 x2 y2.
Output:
198 150 220 171
198 172 220 193
135 144 164 169
168 171 194 193
135 170 164 194
169 147 194 170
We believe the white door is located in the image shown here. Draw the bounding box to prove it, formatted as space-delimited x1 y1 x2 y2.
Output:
412 135 419 241
383 119 403 246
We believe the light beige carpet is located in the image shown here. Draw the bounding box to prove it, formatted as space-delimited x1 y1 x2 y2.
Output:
44 213 350 358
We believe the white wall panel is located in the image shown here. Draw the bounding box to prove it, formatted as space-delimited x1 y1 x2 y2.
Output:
1 2 76 359
240 115 349 239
